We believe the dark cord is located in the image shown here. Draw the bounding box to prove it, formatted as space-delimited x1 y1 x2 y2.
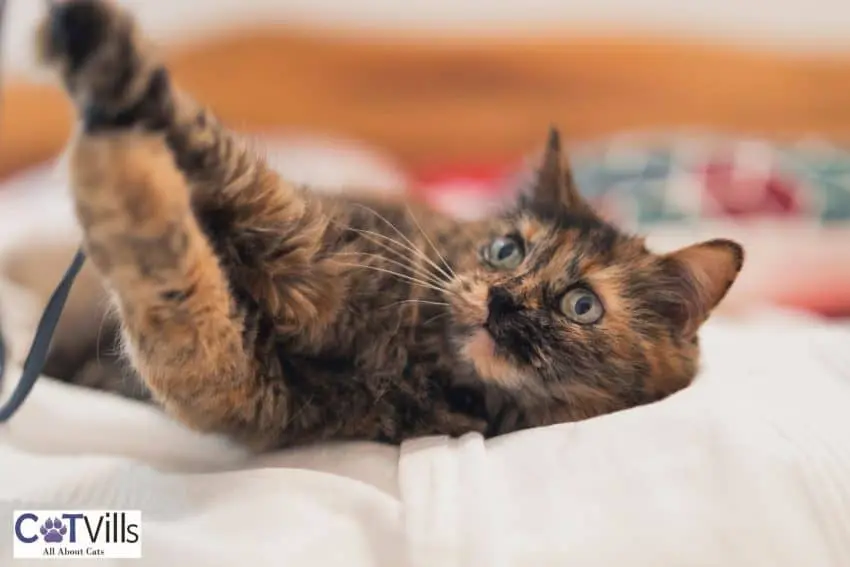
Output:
0 249 86 421
0 0 89 422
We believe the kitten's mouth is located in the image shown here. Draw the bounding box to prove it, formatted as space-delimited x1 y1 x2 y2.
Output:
446 277 529 389
460 327 528 390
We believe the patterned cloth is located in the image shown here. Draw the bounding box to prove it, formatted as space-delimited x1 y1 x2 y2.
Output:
413 134 850 229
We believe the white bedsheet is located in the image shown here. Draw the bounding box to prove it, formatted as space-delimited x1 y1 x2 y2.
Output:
2 160 850 566
2 312 850 566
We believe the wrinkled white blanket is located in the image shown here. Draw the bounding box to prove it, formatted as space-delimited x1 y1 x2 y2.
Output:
2 312 850 566
2 158 850 566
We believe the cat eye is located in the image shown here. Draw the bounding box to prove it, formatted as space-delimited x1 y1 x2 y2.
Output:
560 288 604 324
482 236 525 270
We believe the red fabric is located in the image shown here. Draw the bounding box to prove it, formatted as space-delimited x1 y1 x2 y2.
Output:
698 159 804 218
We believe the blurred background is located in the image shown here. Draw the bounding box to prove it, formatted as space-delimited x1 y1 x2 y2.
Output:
1 0 850 317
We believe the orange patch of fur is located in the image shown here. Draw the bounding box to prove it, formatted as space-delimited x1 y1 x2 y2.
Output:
449 277 489 327
461 329 528 390
518 216 544 244
585 265 628 319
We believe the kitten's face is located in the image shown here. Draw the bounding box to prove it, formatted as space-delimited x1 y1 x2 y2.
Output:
446 130 743 417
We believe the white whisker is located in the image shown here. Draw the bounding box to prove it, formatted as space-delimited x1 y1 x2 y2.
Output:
350 204 455 283
405 204 457 279
387 299 451 308
423 312 451 327
330 218 452 288
333 251 448 290
336 262 457 297
95 307 112 366
346 225 454 286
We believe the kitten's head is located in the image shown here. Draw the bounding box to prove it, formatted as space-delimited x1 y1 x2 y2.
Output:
447 129 743 417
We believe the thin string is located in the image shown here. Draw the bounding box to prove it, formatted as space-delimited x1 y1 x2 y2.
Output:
0 0 89 422
0 250 86 421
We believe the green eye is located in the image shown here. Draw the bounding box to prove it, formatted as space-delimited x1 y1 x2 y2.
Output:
483 236 524 270
560 288 604 324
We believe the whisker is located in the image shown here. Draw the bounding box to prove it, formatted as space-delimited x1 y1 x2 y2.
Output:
345 225 454 286
336 262 457 297
94 299 121 366
95 308 111 366
350 205 455 283
336 251 446 287
329 219 452 287
283 395 315 431
332 251 448 290
350 203 421 250
423 312 451 327
386 299 451 308
405 204 457 279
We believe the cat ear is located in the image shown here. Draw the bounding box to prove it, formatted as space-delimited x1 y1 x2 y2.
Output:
661 239 745 337
532 127 594 215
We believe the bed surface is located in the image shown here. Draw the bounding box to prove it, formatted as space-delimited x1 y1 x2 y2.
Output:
1 149 850 565
2 300 850 565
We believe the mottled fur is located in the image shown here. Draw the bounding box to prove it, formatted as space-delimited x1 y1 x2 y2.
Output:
24 0 743 450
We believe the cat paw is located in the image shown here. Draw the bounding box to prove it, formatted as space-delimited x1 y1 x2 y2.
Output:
36 0 172 131
39 517 68 544
36 0 130 96
40 0 115 74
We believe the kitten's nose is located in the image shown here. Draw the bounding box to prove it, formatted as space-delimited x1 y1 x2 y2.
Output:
487 287 521 323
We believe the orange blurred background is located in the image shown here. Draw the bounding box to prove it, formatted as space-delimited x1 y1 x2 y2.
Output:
3 0 850 177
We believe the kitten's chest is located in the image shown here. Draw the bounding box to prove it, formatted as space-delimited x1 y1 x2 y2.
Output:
271 320 497 442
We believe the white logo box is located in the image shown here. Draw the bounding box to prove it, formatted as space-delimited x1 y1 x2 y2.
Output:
12 510 142 560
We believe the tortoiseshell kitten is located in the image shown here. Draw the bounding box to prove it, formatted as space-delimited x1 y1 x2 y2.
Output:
28 0 743 450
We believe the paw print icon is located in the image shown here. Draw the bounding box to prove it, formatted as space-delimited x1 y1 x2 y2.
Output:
40 518 68 543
